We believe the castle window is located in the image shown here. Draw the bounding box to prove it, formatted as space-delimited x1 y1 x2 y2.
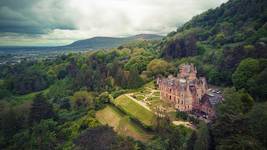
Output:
169 96 171 100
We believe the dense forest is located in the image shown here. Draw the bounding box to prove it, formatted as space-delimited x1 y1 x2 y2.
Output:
0 0 267 149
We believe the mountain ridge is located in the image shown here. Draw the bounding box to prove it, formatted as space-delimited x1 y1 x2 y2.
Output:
66 34 163 50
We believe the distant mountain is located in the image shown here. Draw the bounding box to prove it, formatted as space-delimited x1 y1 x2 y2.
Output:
66 34 163 50
0 34 163 54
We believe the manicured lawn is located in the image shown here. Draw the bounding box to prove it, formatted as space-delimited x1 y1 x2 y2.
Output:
137 89 151 95
135 95 145 101
113 95 155 127
148 96 160 101
154 91 160 96
96 105 152 142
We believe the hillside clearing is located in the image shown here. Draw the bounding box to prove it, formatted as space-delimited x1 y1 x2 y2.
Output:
96 105 152 142
113 95 155 127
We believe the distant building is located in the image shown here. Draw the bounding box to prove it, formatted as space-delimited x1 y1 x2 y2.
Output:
157 63 223 119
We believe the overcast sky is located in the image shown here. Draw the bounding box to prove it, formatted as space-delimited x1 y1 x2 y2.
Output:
0 0 228 46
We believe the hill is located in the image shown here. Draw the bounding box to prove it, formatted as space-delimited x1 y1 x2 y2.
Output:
66 34 163 50
160 0 267 85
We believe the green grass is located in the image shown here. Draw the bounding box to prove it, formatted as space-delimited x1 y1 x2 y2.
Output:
134 95 145 101
150 99 164 108
148 96 160 101
96 105 152 142
0 79 3 86
10 88 49 106
113 95 155 127
144 81 156 89
154 91 160 96
128 80 156 93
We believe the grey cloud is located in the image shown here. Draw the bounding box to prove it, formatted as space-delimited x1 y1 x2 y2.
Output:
0 0 229 46
0 0 76 34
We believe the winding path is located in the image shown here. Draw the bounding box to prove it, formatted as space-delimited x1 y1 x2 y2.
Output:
125 93 152 111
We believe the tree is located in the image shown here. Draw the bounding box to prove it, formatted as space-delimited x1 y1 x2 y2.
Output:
0 88 11 99
29 119 58 150
211 88 258 149
147 137 169 150
71 91 94 109
207 67 223 85
216 135 263 150
170 126 194 149
95 92 112 110
57 69 67 79
58 97 71 110
0 108 25 147
74 126 118 150
124 55 152 73
4 68 50 95
147 59 170 76
47 79 72 103
127 68 144 88
194 122 211 150
214 32 225 45
240 91 254 113
29 93 55 124
247 68 267 101
211 88 245 147
232 58 260 90
247 103 267 147
186 131 197 150
176 110 188 120
12 119 59 150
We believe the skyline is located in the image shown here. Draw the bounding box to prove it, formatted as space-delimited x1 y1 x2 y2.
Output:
0 0 228 46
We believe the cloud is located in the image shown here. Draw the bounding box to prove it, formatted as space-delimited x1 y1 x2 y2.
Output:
0 0 76 34
0 0 228 46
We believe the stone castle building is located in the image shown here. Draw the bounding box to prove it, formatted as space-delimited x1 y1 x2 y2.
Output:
157 63 222 118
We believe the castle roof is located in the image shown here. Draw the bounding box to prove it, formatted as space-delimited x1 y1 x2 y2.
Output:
201 91 223 107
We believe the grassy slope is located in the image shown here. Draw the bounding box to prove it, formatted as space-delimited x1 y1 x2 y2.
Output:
113 95 155 127
96 105 152 142
9 88 50 106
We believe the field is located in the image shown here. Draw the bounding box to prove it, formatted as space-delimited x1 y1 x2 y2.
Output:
113 95 155 127
96 105 152 142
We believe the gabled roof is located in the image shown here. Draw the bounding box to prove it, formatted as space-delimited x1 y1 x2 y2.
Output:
201 92 223 107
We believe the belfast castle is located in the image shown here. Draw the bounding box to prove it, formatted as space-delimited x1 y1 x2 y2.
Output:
157 64 223 119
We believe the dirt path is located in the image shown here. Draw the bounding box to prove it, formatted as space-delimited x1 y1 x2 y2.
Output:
125 93 152 111
172 121 196 129
143 87 159 101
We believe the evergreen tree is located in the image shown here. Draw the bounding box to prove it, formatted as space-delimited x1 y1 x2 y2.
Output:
127 68 144 88
194 122 211 150
29 93 55 125
186 131 197 150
